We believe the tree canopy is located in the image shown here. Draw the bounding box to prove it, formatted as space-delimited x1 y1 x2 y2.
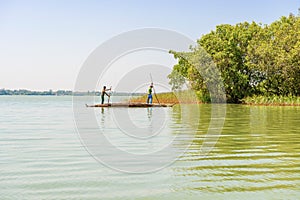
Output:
169 14 300 103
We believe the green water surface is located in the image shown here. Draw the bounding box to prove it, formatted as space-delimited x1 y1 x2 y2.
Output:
0 96 299 199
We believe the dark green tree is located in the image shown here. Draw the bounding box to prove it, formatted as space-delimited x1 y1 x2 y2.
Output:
169 15 300 103
247 14 300 96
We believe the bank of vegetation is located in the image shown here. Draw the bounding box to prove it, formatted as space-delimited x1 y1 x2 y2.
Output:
166 14 300 105
242 95 300 106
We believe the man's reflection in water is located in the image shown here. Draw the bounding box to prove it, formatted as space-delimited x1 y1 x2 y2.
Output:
100 107 105 127
147 107 152 120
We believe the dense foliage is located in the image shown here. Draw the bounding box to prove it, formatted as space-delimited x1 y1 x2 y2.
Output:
0 89 72 96
169 14 300 103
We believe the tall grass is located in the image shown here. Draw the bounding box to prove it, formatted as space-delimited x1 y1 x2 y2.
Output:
130 90 202 104
131 92 300 106
242 95 300 106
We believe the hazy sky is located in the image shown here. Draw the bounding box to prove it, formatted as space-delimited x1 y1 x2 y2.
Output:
0 0 299 91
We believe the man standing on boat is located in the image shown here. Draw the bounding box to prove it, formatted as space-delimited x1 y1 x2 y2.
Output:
147 83 153 104
101 86 111 104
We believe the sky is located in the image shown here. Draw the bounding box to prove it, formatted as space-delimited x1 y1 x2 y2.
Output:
0 0 299 91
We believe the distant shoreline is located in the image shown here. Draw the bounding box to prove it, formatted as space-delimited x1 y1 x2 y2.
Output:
0 89 144 96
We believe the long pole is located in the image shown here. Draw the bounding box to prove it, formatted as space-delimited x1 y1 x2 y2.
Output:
150 74 161 105
108 86 112 104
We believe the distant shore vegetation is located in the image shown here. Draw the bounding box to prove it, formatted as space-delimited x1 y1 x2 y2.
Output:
0 89 73 96
0 89 143 96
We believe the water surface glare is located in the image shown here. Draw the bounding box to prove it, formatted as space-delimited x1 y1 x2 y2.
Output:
0 96 299 199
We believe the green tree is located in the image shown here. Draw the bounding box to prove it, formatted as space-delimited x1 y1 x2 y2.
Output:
169 46 226 103
169 15 300 103
169 22 262 103
247 14 300 96
198 22 262 102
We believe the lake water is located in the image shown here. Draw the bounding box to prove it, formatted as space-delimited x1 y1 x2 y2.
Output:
0 96 299 199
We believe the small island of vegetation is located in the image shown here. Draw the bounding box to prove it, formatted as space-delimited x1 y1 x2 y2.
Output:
165 14 300 105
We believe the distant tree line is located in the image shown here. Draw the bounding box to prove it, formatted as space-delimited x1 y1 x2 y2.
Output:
0 89 144 96
169 14 300 103
0 89 73 96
